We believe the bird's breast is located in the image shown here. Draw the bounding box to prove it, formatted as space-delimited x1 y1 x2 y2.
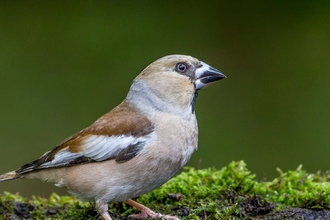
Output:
145 111 198 170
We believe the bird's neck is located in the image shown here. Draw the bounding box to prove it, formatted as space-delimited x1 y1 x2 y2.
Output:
126 79 196 120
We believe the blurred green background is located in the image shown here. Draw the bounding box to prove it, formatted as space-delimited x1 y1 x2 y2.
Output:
1 1 330 198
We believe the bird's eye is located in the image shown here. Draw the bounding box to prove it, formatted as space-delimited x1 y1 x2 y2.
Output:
175 63 188 73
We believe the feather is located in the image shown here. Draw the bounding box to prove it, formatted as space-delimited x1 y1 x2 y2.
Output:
16 101 154 174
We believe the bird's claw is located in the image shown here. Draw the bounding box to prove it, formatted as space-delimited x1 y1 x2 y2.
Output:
129 209 179 220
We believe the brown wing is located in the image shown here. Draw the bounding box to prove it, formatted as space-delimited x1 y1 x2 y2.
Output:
16 101 154 174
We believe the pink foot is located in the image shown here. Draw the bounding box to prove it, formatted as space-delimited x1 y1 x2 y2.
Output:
125 199 179 220
129 209 179 219
129 208 161 218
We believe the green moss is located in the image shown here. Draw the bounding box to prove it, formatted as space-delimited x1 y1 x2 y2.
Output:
1 161 330 219
255 165 330 209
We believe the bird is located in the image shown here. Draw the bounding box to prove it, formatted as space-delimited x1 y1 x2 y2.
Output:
0 55 226 220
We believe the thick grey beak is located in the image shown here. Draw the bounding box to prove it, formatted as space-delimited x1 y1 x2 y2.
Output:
194 61 226 90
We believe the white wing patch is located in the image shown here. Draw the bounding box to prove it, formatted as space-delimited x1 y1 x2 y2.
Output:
82 135 144 161
39 134 152 168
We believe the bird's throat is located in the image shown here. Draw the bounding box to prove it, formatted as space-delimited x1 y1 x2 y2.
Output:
191 90 198 113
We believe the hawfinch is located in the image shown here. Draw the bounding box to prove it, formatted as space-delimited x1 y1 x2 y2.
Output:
0 55 226 220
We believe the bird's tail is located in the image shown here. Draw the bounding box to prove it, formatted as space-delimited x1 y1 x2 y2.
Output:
0 171 18 182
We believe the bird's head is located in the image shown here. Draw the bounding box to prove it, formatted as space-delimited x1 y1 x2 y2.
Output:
127 55 226 115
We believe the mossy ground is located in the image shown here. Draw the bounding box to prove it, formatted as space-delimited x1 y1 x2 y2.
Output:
1 161 330 219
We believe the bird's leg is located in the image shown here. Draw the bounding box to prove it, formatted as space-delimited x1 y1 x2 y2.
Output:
125 199 179 220
96 200 113 220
